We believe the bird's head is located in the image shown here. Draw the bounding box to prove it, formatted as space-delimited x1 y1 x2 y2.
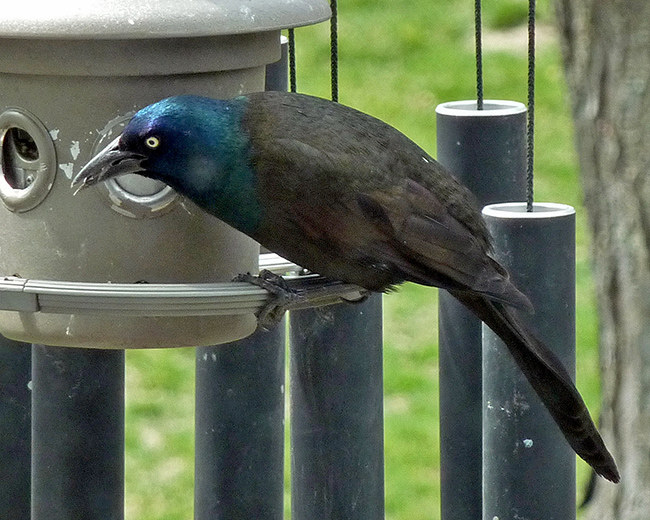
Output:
71 95 248 198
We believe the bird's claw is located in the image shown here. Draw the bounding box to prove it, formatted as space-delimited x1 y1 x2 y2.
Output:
234 270 370 330
233 270 303 329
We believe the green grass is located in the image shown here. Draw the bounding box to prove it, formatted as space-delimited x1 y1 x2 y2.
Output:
125 0 601 517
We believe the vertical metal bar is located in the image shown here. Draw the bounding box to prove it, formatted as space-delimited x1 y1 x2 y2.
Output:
290 295 384 520
435 100 527 520
194 37 290 520
482 202 576 520
265 36 289 93
31 345 124 520
0 336 31 519
194 324 286 520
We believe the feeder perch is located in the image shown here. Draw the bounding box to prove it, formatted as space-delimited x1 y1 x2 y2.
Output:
0 0 330 348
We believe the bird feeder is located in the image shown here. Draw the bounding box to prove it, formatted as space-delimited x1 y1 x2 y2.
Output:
0 0 330 348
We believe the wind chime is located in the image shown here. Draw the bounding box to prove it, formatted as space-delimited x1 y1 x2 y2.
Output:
438 2 580 520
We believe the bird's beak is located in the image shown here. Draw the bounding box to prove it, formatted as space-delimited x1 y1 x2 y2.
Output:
71 136 147 194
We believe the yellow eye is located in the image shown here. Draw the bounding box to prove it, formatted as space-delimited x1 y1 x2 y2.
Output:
145 136 160 149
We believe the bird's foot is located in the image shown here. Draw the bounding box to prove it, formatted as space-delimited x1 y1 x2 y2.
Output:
234 270 303 329
234 270 370 330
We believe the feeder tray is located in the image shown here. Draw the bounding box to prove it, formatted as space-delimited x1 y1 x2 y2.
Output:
0 252 366 344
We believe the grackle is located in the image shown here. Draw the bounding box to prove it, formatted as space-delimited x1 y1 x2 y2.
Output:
72 91 619 482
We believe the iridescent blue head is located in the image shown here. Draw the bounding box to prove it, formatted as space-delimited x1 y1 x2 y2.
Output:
72 95 260 231
74 95 249 192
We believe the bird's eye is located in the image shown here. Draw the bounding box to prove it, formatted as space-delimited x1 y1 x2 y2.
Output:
145 136 161 149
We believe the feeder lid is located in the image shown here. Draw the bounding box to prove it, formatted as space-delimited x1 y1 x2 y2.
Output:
0 0 331 39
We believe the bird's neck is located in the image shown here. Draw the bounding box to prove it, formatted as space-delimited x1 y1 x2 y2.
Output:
203 161 261 236
176 98 262 236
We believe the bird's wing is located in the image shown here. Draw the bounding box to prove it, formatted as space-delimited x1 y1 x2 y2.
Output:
354 179 530 308
253 137 529 309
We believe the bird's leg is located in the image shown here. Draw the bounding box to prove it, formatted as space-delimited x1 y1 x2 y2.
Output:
234 269 369 329
234 270 302 328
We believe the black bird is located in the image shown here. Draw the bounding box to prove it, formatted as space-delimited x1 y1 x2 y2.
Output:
72 90 619 482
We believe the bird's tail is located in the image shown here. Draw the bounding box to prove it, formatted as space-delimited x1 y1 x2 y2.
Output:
450 289 620 483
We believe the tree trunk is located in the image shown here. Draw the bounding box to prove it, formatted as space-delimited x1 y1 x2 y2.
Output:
555 0 650 517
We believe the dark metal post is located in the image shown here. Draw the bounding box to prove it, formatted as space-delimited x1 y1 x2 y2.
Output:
289 295 384 520
435 100 527 520
193 35 291 520
265 36 289 92
482 202 576 520
0 336 31 519
195 324 286 520
31 345 124 520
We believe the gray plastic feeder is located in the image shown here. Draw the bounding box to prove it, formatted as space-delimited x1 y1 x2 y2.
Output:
0 0 330 348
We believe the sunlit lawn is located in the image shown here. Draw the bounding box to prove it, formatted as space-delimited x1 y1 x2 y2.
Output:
125 0 600 518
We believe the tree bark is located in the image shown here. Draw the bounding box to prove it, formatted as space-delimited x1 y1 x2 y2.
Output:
555 0 650 517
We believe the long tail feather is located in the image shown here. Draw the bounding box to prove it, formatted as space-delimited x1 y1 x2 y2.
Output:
451 290 620 483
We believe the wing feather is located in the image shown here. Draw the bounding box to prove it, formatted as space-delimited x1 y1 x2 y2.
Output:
246 99 529 308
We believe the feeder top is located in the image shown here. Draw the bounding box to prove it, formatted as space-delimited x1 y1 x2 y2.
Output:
0 0 330 39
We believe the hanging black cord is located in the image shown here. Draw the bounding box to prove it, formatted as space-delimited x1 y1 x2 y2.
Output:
288 28 297 93
330 0 339 102
475 0 483 110
288 0 338 99
526 0 536 212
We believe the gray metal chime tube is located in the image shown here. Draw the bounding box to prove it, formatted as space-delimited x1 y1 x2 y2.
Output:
290 294 384 520
31 346 124 520
266 36 289 92
0 336 31 519
194 42 290 520
435 100 527 520
194 325 286 520
482 202 576 520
